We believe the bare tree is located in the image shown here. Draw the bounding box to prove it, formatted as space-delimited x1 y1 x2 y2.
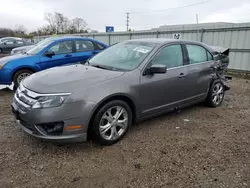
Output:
15 25 27 35
43 12 88 34
44 13 56 33
72 18 87 33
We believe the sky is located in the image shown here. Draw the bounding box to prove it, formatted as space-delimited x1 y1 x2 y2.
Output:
0 0 250 32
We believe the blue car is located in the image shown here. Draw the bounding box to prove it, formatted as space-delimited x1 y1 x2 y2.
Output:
0 36 108 88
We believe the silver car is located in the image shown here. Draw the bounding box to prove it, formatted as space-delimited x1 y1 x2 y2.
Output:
12 39 230 145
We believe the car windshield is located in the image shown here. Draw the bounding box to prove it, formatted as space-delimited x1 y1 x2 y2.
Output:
89 42 155 71
27 39 54 55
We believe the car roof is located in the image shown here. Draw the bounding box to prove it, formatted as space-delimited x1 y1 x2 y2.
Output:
48 36 93 41
126 38 204 46
44 36 108 46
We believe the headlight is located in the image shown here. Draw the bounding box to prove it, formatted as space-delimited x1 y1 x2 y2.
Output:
0 61 8 69
32 95 69 109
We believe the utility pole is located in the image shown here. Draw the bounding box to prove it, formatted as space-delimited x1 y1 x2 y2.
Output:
126 13 130 31
196 14 199 41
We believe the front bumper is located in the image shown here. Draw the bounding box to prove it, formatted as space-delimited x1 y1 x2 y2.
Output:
0 69 12 85
16 119 87 143
12 94 96 143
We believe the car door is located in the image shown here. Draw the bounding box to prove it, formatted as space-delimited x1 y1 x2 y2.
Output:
183 44 214 99
140 44 188 117
72 40 97 63
15 40 25 48
2 40 15 52
38 40 74 70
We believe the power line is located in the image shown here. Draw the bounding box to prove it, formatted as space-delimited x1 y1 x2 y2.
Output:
129 0 212 14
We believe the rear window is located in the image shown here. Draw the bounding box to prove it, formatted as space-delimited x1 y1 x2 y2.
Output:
96 43 105 50
75 40 94 52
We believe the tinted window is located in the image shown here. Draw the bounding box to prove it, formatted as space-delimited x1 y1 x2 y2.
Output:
96 43 105 50
151 45 183 68
186 45 208 64
16 40 24 44
207 51 213 61
75 40 94 52
48 41 72 55
4 40 14 45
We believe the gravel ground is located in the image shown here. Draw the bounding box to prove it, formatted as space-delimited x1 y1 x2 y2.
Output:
0 78 250 188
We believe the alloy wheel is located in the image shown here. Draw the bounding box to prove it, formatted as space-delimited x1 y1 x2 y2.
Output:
212 83 224 105
99 106 128 141
17 73 31 84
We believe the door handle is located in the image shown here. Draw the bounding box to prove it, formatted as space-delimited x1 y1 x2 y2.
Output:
178 73 186 78
65 54 72 58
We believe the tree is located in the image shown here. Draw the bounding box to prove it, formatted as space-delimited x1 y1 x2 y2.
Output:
15 25 27 35
72 17 87 33
43 12 88 34
44 12 56 33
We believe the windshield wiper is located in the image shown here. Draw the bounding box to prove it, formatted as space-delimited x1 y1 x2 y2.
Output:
91 64 110 70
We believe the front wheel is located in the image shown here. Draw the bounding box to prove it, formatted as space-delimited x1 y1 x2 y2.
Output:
13 69 33 89
206 80 225 107
91 100 132 146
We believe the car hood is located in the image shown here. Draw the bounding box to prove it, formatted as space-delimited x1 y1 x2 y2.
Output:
23 64 125 93
13 45 35 51
0 54 30 65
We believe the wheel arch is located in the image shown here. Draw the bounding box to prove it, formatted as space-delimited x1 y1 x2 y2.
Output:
88 94 137 134
11 67 36 81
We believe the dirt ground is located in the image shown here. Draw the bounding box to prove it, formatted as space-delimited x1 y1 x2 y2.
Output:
0 78 250 188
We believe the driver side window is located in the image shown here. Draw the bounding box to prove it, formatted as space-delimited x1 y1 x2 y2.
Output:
151 44 183 69
4 40 14 45
47 41 72 55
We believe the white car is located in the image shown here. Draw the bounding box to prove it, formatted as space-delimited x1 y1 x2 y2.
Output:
11 45 35 55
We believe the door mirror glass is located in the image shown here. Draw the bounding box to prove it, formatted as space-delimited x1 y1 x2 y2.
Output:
146 64 167 75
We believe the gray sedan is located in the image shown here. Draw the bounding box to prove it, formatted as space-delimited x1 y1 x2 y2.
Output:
12 39 230 145
0 39 32 53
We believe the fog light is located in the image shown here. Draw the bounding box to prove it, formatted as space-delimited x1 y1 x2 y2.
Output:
64 125 82 131
37 122 64 136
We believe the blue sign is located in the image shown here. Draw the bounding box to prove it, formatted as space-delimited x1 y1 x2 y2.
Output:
106 26 114 32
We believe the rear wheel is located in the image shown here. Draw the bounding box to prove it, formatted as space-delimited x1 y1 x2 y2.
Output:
13 69 33 89
206 80 225 107
91 100 132 146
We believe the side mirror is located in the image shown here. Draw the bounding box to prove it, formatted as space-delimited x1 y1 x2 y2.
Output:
145 64 167 75
44 51 55 58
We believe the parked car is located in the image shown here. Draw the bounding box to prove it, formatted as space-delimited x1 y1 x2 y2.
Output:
11 38 51 55
0 36 108 88
0 38 32 53
11 45 35 55
12 39 230 145
0 37 23 43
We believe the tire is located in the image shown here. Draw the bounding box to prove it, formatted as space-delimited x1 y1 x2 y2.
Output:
13 69 33 89
91 100 132 146
206 79 225 107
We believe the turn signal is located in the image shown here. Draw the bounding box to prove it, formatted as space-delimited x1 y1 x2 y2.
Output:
64 125 82 130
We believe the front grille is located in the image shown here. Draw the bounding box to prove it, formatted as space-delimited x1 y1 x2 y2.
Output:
15 85 38 108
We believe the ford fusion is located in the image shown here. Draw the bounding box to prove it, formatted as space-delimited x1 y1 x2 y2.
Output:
12 39 230 145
